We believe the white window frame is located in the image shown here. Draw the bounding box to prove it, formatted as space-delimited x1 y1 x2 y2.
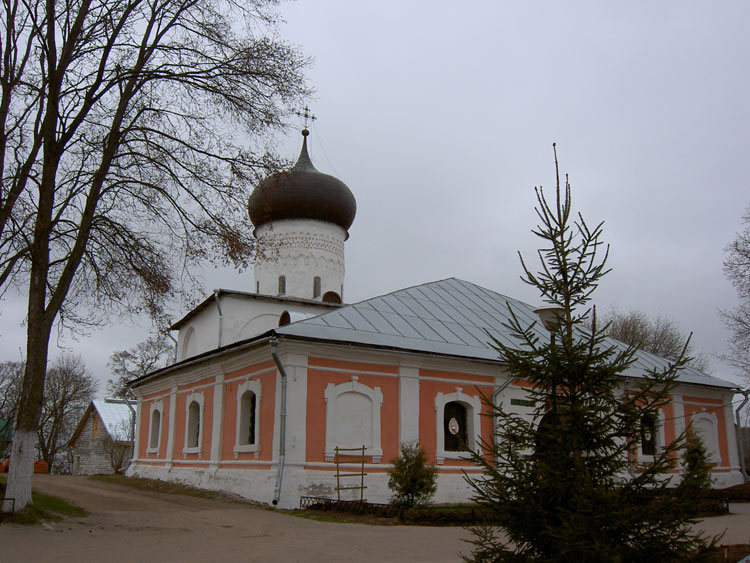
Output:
147 400 163 454
435 388 482 464
638 409 665 464
183 392 204 457
324 377 383 463
234 379 262 458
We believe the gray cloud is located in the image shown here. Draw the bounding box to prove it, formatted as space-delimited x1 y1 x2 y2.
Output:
2 0 748 390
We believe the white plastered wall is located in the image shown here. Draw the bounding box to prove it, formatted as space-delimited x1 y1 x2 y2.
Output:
254 219 347 301
176 295 335 361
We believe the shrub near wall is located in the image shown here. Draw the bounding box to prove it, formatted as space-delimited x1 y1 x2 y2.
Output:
387 443 437 508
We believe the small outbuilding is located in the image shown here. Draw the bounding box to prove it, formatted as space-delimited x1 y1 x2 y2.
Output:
70 398 135 475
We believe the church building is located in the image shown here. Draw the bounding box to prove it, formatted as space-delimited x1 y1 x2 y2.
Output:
127 128 745 508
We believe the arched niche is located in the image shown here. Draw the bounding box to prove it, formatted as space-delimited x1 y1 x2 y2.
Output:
324 377 383 463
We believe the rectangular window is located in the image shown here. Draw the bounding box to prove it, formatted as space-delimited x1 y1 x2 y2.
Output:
511 398 536 408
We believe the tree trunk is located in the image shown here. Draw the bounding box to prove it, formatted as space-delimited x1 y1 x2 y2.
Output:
3 121 56 509
4 309 53 510
3 430 35 511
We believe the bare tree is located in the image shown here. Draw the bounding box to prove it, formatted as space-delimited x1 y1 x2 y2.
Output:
107 335 172 399
1 0 307 509
597 308 711 373
722 207 750 383
101 419 132 473
0 362 23 456
1 356 94 471
37 355 97 473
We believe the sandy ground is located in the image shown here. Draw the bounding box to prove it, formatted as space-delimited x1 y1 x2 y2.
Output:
0 475 749 562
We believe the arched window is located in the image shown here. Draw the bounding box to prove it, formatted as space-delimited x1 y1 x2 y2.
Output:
278 275 286 295
313 276 321 298
444 401 468 452
149 410 160 448
234 379 261 457
640 414 657 456
434 389 482 464
183 392 204 455
322 291 341 304
187 401 200 447
637 409 664 461
239 391 256 445
148 403 162 452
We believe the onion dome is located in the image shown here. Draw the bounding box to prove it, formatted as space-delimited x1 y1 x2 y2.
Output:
248 129 357 233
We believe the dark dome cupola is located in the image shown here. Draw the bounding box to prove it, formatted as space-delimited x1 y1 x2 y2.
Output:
249 126 355 303
248 129 356 234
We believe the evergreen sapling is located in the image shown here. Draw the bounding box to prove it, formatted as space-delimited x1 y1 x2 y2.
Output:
464 145 716 561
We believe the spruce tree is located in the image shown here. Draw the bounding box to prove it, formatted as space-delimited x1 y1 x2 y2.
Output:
465 145 715 561
388 442 438 508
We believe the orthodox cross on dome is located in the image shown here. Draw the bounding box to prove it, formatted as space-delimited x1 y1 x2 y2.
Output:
295 105 317 135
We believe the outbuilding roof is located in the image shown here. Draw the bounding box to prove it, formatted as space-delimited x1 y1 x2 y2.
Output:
94 399 134 441
276 277 736 390
70 398 135 445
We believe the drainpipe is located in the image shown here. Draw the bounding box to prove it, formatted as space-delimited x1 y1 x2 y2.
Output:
213 290 223 348
167 332 178 363
270 338 288 506
124 398 137 471
492 377 514 466
625 378 634 476
735 390 749 482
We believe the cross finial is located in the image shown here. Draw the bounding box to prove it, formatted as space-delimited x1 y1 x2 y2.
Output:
295 105 317 133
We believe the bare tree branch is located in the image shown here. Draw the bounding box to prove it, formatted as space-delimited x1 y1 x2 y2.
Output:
2 0 308 509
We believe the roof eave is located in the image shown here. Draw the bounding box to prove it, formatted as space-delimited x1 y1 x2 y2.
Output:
169 289 344 330
128 332 275 388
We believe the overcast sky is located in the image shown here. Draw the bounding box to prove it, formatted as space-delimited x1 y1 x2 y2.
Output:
1 1 749 395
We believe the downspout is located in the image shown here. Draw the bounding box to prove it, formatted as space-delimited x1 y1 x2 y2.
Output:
124 399 137 471
735 390 749 482
213 290 223 348
270 338 288 506
492 377 513 467
625 378 634 476
167 332 178 363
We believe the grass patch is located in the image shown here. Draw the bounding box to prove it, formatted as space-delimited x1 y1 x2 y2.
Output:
88 474 260 506
1 478 87 525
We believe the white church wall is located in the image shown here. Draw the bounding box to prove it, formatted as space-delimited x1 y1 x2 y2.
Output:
175 296 337 361
177 306 219 360
254 219 347 301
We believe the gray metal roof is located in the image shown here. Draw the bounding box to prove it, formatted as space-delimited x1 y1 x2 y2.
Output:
276 277 736 390
93 399 134 442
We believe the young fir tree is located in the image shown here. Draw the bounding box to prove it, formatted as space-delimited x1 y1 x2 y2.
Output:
677 428 714 506
465 145 715 561
388 442 438 508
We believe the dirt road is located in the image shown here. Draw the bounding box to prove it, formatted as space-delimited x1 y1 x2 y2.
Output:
1 475 471 562
1 475 748 562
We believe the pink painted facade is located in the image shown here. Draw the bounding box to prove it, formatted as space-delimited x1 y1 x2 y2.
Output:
128 338 743 509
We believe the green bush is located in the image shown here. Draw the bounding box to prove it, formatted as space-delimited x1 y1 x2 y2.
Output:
387 442 437 508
